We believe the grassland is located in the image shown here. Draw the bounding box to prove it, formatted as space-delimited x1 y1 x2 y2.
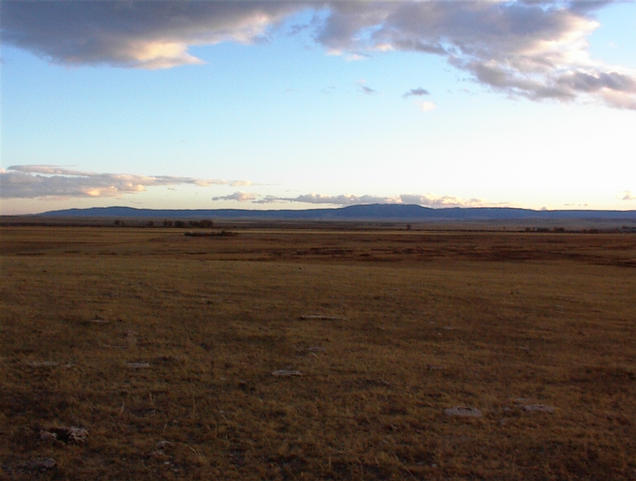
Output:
1 226 634 480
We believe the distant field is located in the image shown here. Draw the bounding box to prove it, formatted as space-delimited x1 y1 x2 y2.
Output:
2 214 635 232
1 226 634 480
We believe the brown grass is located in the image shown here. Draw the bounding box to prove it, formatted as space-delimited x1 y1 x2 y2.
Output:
1 226 635 480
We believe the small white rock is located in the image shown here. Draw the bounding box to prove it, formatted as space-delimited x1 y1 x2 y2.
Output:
156 440 173 449
39 431 57 442
444 406 483 417
299 314 345 321
127 362 151 369
306 346 325 352
272 369 302 377
26 361 58 367
47 426 88 443
87 317 110 324
66 427 88 443
25 458 56 471
523 404 555 413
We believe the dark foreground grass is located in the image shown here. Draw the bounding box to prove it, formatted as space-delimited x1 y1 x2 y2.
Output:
1 227 634 480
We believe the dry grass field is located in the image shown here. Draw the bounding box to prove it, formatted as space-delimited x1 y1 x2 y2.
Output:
1 226 634 480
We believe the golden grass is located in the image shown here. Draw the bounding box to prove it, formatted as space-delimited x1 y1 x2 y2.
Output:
1 226 635 480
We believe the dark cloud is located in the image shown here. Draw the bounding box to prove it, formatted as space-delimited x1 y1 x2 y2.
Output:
567 0 617 14
459 59 576 100
403 87 430 98
314 2 389 52
557 71 636 93
0 1 298 69
0 165 249 198
2 1 634 108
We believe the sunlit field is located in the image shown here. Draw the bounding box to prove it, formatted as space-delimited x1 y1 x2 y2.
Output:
1 226 634 480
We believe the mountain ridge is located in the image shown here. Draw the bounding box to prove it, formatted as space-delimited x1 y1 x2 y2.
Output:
34 204 636 221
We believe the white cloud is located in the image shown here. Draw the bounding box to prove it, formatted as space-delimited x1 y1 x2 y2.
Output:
0 165 250 199
397 194 485 208
212 192 257 202
316 0 636 109
418 100 437 112
228 180 253 187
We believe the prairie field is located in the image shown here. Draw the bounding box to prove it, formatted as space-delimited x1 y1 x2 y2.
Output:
1 225 634 480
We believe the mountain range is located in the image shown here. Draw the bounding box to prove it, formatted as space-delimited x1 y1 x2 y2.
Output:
36 204 636 221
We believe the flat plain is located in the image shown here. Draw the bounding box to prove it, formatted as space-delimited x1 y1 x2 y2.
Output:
1 225 634 480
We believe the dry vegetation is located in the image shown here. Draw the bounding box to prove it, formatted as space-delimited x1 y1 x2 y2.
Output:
1 226 634 480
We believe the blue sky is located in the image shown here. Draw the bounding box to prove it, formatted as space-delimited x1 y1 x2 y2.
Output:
1 1 635 214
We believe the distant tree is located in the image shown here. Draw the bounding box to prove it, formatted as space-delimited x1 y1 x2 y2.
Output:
146 221 155 227
163 220 173 227
174 220 185 228
114 219 124 226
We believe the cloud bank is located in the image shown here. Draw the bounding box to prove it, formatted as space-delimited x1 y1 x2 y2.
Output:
0 165 249 198
2 1 635 108
0 165 484 207
222 192 485 208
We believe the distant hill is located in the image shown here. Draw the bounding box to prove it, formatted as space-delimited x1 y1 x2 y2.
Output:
36 204 636 221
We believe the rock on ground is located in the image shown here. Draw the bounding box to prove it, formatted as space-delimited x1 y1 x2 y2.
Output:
272 370 302 377
444 406 483 417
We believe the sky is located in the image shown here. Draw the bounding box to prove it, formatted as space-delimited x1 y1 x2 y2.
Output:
1 0 635 215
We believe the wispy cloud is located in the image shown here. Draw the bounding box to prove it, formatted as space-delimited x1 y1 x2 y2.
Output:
357 81 377 95
0 165 250 199
257 194 392 206
403 87 430 98
2 1 635 109
623 191 634 201
402 86 435 111
321 85 337 95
